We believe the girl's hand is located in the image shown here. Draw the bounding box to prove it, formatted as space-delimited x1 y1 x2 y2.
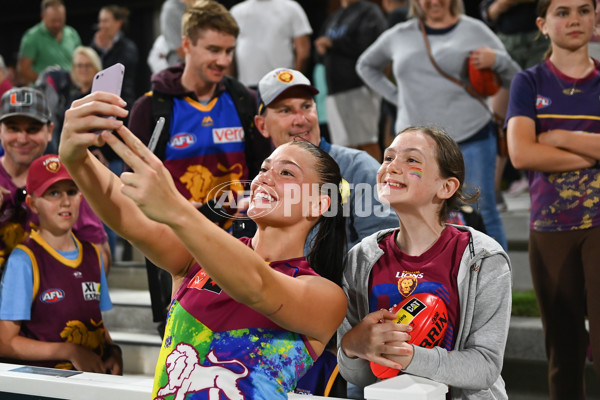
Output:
101 125 192 225
59 92 128 165
341 309 413 370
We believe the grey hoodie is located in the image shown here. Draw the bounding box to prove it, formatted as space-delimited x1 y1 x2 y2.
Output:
337 225 512 399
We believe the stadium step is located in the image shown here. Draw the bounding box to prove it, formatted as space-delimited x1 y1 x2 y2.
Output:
104 261 160 376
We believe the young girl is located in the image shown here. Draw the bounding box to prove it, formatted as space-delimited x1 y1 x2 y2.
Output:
337 126 512 399
506 0 600 396
58 91 347 398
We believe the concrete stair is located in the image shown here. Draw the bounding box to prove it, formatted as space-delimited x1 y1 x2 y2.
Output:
103 257 161 377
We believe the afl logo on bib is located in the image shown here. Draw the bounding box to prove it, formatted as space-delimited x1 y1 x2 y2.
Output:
41 288 65 303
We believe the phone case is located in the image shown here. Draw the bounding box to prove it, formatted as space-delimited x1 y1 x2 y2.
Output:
91 63 124 96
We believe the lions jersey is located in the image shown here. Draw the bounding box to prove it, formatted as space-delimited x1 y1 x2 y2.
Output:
163 93 248 206
152 238 318 399
506 59 600 232
369 226 469 350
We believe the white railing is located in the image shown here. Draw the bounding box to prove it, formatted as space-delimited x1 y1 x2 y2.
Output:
0 362 448 400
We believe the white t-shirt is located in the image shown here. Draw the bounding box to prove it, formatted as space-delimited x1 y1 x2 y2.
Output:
231 0 312 86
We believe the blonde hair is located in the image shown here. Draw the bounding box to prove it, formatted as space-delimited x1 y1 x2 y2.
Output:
408 0 464 20
182 0 239 44
70 46 102 87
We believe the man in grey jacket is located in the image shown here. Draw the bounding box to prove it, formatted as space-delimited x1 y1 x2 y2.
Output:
254 68 398 251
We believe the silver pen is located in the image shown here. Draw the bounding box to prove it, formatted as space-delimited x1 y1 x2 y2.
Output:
147 116 166 153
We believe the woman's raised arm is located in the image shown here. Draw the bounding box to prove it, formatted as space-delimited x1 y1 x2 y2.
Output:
59 92 193 278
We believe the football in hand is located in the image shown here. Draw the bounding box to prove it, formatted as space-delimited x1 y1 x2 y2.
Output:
369 292 449 379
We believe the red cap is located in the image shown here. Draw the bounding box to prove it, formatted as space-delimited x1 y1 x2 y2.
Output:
26 154 74 197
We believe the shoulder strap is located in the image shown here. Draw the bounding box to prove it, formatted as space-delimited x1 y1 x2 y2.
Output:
150 91 173 159
419 21 502 123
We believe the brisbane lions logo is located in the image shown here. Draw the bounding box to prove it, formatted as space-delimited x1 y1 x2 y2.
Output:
398 275 417 297
157 343 249 400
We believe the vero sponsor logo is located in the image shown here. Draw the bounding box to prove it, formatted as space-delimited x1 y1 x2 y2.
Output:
41 289 65 303
213 127 244 144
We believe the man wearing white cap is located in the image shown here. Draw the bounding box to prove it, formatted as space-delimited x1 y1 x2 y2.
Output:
0 87 110 273
255 68 397 251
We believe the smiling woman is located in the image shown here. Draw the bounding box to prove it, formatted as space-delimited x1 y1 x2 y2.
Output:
57 90 348 399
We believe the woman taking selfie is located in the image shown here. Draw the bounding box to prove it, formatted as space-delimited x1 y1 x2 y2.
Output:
58 91 347 398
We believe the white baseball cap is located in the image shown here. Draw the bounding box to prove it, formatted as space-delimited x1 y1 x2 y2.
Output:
257 68 319 115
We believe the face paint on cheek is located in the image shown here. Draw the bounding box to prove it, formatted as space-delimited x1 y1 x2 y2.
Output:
408 167 423 179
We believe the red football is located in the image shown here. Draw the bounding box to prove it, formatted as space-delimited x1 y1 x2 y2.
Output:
370 292 449 379
468 55 501 97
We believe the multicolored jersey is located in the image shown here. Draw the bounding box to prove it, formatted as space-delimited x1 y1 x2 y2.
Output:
0 162 107 266
152 237 318 400
369 226 469 350
164 93 248 207
7 231 107 369
506 58 600 232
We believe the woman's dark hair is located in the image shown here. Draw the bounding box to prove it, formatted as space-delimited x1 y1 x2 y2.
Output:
102 5 131 32
287 140 346 286
397 126 479 224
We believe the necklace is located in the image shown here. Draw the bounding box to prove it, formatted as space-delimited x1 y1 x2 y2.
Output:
550 59 595 96
553 73 582 96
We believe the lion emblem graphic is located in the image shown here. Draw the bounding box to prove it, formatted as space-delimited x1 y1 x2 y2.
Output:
156 343 249 400
180 163 244 204
398 276 417 297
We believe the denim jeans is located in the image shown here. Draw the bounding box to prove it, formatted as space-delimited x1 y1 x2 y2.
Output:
459 123 508 250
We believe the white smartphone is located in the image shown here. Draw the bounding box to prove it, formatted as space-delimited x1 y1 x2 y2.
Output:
90 63 124 132
91 62 124 96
